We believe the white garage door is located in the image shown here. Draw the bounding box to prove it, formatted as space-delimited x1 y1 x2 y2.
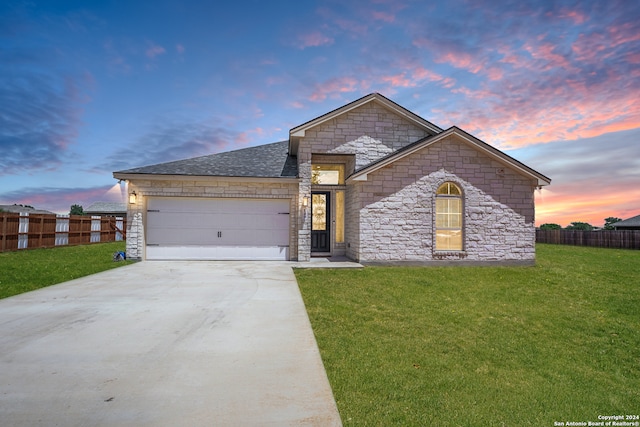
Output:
146 197 290 260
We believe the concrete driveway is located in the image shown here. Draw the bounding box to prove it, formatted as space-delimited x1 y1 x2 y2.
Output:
0 262 342 426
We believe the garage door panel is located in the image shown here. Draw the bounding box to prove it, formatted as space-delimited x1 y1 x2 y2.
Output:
146 197 290 260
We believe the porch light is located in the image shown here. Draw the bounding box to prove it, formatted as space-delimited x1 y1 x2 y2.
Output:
129 191 137 204
302 196 309 207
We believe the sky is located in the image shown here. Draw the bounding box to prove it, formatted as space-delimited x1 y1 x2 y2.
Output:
1 0 639 227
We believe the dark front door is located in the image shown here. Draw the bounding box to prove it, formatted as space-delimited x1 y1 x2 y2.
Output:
311 192 330 252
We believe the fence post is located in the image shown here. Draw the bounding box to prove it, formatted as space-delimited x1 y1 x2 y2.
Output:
1 214 6 252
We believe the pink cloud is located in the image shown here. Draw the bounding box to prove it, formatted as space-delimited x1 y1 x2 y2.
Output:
308 76 360 102
381 73 414 88
525 42 575 71
553 8 588 25
176 44 185 54
146 43 166 58
608 22 640 46
234 127 265 146
296 31 334 49
486 67 504 81
535 184 640 228
435 51 483 73
412 66 456 88
626 52 640 64
266 75 285 86
6 186 119 215
414 36 501 80
573 22 640 62
371 10 395 22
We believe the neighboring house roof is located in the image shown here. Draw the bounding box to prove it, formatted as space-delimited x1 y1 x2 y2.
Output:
85 202 127 215
0 204 55 214
114 140 297 179
613 214 640 228
348 126 552 187
288 93 443 155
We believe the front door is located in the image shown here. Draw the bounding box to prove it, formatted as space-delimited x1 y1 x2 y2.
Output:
311 192 330 252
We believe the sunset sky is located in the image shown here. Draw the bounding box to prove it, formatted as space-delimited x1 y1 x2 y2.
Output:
1 0 639 227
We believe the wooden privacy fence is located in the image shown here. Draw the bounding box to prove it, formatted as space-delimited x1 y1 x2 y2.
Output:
0 212 126 253
536 229 640 250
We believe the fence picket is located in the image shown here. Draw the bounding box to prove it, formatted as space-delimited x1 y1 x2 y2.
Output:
0 212 127 252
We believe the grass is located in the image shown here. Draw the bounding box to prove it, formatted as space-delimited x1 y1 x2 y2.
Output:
0 242 132 299
295 244 640 426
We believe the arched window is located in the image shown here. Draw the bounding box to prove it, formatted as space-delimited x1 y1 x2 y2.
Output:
435 182 463 251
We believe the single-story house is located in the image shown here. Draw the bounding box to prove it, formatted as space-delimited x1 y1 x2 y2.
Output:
85 202 127 219
114 93 551 264
613 214 640 230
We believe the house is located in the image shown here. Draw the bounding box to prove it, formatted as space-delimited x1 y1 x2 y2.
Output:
113 93 551 264
85 202 127 219
613 214 640 230
0 204 55 215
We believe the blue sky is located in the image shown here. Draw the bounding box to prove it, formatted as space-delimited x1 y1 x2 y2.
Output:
1 0 639 226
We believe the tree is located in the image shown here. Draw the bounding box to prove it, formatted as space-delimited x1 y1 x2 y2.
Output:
604 217 622 230
540 223 562 230
70 204 84 215
565 221 593 230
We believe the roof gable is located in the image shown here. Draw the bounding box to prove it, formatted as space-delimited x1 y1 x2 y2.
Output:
113 140 297 179
288 93 442 155
348 126 551 186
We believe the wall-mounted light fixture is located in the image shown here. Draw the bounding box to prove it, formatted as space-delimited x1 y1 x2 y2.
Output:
129 191 137 204
302 196 309 207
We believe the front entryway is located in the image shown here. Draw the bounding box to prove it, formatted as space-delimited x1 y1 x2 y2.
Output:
311 192 330 252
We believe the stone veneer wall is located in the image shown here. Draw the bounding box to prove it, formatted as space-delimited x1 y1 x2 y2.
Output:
345 135 538 265
297 101 431 261
125 177 299 260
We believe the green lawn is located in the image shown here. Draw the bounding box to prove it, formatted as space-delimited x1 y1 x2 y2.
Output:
0 242 132 299
295 244 640 426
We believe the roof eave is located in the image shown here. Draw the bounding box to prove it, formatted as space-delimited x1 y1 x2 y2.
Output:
347 127 551 187
113 172 299 183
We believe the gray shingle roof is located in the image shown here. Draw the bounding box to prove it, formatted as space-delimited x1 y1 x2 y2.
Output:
0 205 55 214
614 214 640 228
85 202 127 214
115 140 297 178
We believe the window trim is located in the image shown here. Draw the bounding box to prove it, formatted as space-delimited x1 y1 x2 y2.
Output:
435 181 464 252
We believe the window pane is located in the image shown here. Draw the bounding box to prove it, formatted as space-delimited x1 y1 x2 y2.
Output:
312 194 327 231
436 182 461 195
312 164 345 185
450 199 461 227
336 191 344 243
436 230 462 250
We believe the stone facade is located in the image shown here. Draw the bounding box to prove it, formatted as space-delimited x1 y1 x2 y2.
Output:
125 177 299 260
345 136 537 264
296 101 431 261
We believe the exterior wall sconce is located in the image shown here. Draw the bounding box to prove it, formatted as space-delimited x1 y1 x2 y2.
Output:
129 191 137 204
302 196 309 207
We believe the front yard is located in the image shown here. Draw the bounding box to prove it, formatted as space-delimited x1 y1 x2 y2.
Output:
0 242 131 299
296 244 640 426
